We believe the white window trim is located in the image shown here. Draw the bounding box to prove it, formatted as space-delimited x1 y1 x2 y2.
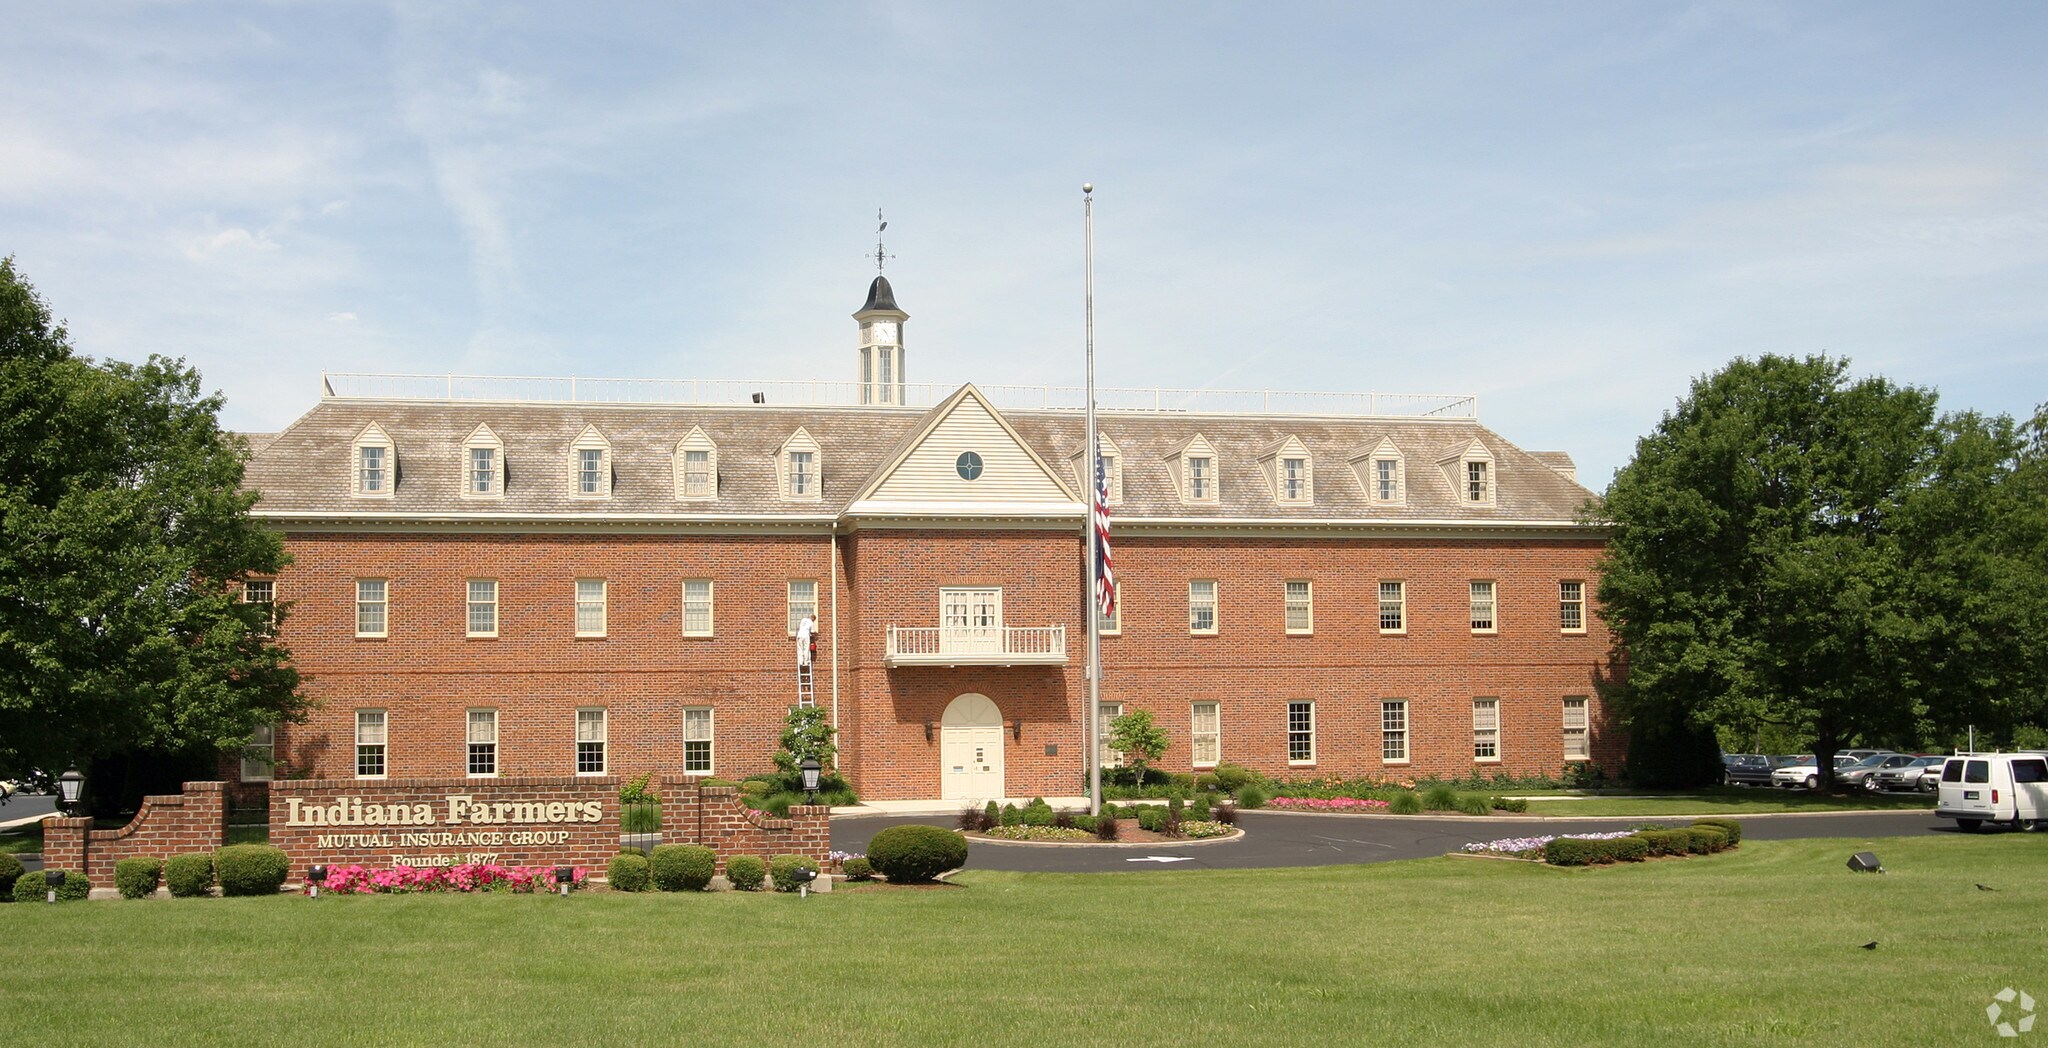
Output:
1470 579 1498 634
355 578 389 639
682 578 714 638
1381 700 1410 765
575 578 607 638
1176 434 1220 504
1098 588 1121 636
240 723 275 782
779 428 822 502
1560 579 1587 634
1191 701 1221 768
1378 580 1406 635
787 579 819 637
682 707 715 776
1473 697 1501 763
675 427 718 501
575 707 607 776
571 424 612 499
461 423 505 500
350 423 395 499
1189 579 1219 636
1098 702 1125 768
1075 435 1123 506
242 578 277 631
1351 438 1407 506
1263 436 1314 506
1287 700 1316 766
467 707 499 778
466 578 498 638
355 708 388 779
1563 697 1591 761
1284 580 1313 635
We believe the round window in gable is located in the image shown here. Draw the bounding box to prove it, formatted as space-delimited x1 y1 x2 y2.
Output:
956 451 984 481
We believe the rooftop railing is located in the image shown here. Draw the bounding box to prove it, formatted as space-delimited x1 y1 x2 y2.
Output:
321 373 1478 420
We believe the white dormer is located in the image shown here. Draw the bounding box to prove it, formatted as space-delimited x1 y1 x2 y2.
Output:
1350 437 1406 506
674 427 718 500
1071 434 1122 505
571 425 612 499
1170 434 1221 505
462 423 505 499
1439 439 1496 506
351 422 395 499
779 427 822 501
1260 436 1314 506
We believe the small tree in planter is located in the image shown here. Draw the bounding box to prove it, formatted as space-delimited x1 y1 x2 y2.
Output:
773 706 839 793
1108 710 1169 790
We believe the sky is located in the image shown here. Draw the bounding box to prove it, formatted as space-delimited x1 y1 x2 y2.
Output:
3 2 2045 488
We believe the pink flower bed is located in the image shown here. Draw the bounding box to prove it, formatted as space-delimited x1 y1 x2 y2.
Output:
309 863 588 895
1268 797 1391 812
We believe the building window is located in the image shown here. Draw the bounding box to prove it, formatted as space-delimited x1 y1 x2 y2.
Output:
1378 580 1405 633
1470 580 1496 633
351 423 395 498
1188 455 1213 501
1563 697 1590 760
789 451 814 496
683 579 714 637
462 423 504 498
1381 701 1408 762
1280 456 1308 502
1192 702 1220 767
467 579 498 637
1098 590 1120 635
1374 457 1402 502
571 425 612 498
1473 698 1500 761
242 579 276 631
355 579 388 638
240 724 275 782
1466 459 1491 503
788 579 818 636
1189 579 1218 635
467 708 498 777
577 449 604 494
469 447 497 495
575 578 607 637
1284 580 1312 634
681 449 712 496
781 429 822 500
356 709 387 778
358 445 388 494
576 707 607 774
1287 701 1315 764
676 427 718 500
1098 702 1124 769
683 707 714 774
1559 580 1585 633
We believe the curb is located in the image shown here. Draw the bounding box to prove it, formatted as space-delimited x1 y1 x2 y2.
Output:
1238 807 1935 823
964 827 1245 849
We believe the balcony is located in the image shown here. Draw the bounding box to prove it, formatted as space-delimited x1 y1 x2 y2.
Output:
884 626 1069 667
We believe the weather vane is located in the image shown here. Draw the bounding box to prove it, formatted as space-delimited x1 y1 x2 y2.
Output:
871 208 893 273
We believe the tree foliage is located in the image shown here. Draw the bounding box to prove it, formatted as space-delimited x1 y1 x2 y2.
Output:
772 704 838 778
1108 709 1168 784
0 258 302 786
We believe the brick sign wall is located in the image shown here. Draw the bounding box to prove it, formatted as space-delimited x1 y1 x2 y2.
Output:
268 776 622 874
40 781 229 883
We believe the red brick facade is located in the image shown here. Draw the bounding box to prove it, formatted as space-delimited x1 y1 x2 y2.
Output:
40 780 229 883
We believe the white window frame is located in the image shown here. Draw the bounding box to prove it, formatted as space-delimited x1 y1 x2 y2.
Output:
467 579 498 638
1284 580 1313 634
1267 437 1313 505
1353 438 1405 506
1189 579 1218 635
1177 434 1220 504
682 578 714 637
780 428 822 502
461 423 504 499
1076 436 1123 505
1378 580 1406 634
242 578 276 631
675 427 718 501
355 578 388 638
1559 580 1586 633
467 708 498 778
355 709 387 779
1465 457 1493 504
1373 455 1404 503
1188 455 1214 501
351 423 394 499
1280 456 1309 503
1381 700 1409 764
787 579 818 636
1473 698 1500 762
575 707 607 775
1470 580 1497 634
1098 586 1120 635
1287 700 1316 765
240 723 275 782
683 707 714 775
1191 701 1221 768
1563 697 1590 761
1098 702 1125 769
575 578 607 638
571 425 612 498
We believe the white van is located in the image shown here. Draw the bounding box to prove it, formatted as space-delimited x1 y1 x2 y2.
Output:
1935 754 2048 831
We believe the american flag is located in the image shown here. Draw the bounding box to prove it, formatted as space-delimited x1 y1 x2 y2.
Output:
1093 451 1117 620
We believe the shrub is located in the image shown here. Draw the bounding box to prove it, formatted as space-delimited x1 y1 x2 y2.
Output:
1053 810 1076 829
1072 814 1097 832
1387 790 1424 815
1236 785 1269 810
1692 818 1743 846
115 856 163 899
770 854 821 892
1000 803 1022 827
1633 829 1689 857
1491 797 1529 813
14 869 91 903
1543 838 1602 866
698 777 738 788
1135 806 1166 832
724 855 768 891
619 771 658 804
958 804 987 832
741 778 772 797
841 856 874 881
1684 827 1729 854
1094 815 1121 841
1454 793 1492 816
1195 772 1221 792
1022 805 1054 828
1563 762 1609 789
1604 836 1650 863
1214 763 1258 792
651 844 716 891
607 852 652 892
0 852 22 897
983 800 1000 827
215 844 290 897
1190 793 1212 820
165 853 214 897
1422 784 1461 810
1213 802 1238 825
867 825 968 883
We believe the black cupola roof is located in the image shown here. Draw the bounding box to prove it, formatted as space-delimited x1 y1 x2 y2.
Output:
860 275 900 313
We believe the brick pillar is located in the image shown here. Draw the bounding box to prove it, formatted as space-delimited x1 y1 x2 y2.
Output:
40 816 90 872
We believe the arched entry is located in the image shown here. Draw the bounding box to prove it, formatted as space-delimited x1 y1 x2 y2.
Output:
940 693 1004 801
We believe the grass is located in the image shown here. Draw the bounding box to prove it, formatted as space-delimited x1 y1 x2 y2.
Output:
1521 786 1935 816
4 832 2041 1046
0 826 41 854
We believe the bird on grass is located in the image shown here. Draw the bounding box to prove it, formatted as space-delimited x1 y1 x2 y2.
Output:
1861 942 1879 950
1977 883 1997 892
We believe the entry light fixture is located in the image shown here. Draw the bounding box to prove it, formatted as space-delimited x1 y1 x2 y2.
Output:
44 868 65 904
800 758 821 802
554 865 575 896
1011 720 1022 742
307 864 327 899
57 766 85 815
923 721 933 743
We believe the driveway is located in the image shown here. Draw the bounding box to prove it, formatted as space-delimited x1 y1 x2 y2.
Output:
831 809 1953 873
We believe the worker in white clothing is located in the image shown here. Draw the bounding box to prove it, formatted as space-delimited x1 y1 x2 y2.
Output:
797 615 817 667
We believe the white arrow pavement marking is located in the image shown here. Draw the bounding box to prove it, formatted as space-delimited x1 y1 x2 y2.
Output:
1127 855 1194 863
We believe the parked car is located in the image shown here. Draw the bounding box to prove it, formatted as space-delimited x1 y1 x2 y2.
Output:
1722 754 1775 787
1837 752 1913 789
1935 754 2048 831
1772 755 1858 789
1868 756 1944 792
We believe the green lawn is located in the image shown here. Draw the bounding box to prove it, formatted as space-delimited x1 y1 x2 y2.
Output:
1520 786 1936 816
0 826 42 854
4 833 2039 1046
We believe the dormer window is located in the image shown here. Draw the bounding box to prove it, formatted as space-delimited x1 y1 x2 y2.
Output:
1466 459 1491 503
1173 434 1220 504
351 423 394 498
1282 458 1307 500
1352 438 1406 506
674 427 718 500
571 425 612 498
1439 440 1495 507
1261 436 1313 505
1074 435 1122 505
780 428 822 501
1375 458 1401 501
462 423 504 499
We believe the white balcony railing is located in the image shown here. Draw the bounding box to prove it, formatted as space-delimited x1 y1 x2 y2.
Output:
884 625 1068 667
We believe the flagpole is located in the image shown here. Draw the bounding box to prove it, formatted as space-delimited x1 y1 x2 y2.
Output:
1083 182 1102 817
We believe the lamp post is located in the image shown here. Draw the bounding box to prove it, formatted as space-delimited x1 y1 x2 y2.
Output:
44 868 65 904
554 865 574 897
800 758 821 803
56 766 84 816
307 864 327 899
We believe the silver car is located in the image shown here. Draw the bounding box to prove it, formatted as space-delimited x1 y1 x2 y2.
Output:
1837 752 1911 789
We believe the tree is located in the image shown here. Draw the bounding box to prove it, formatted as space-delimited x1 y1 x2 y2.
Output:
1595 355 1940 787
1108 709 1168 786
772 705 838 785
0 258 302 794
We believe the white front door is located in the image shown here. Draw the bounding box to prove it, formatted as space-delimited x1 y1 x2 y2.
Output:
940 693 1004 800
940 588 1003 655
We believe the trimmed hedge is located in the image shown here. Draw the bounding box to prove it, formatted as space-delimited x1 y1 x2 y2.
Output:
651 844 716 891
1684 827 1729 854
725 855 767 891
1606 836 1650 863
769 854 820 892
1634 829 1692 857
1136 806 1167 832
841 856 874 881
0 852 22 897
866 825 968 883
607 852 652 892
1544 836 1651 866
14 869 91 902
166 853 214 897
215 844 290 897
1692 818 1743 845
1491 797 1529 814
115 856 163 899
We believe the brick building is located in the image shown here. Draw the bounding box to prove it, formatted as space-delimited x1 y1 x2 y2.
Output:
234 276 1623 801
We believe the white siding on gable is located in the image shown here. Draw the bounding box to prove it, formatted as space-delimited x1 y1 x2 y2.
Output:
866 395 1072 503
